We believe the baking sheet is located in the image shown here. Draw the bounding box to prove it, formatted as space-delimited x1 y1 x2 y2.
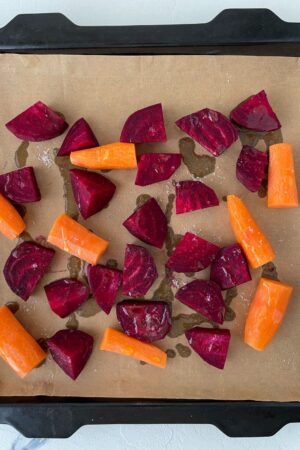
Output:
0 54 299 401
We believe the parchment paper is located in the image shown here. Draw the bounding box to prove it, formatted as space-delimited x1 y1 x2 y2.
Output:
0 54 299 401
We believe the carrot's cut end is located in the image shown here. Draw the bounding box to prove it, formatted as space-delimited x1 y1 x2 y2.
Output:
0 194 26 240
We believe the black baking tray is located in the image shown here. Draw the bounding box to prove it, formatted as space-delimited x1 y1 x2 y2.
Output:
0 8 300 439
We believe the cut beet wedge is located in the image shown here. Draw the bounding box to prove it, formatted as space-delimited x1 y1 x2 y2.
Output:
185 327 231 369
166 232 219 273
230 90 281 132
176 279 225 324
44 278 89 318
6 101 68 141
123 197 167 248
120 103 166 143
236 145 268 192
116 300 171 343
57 117 99 156
70 169 116 219
0 166 41 203
3 241 55 301
87 264 122 314
135 153 181 186
176 108 238 156
175 180 219 214
47 329 93 380
123 244 158 297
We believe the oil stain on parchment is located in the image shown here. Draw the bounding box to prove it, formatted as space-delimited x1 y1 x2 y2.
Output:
15 141 29 168
262 262 279 281
179 137 216 178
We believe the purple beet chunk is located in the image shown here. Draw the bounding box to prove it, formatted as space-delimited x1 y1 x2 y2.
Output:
123 197 167 248
70 168 116 219
176 108 238 156
120 103 167 143
135 153 182 186
236 145 268 192
87 264 122 314
0 166 41 203
44 278 89 318
57 117 99 156
116 300 171 343
3 241 55 301
230 90 281 132
5 101 68 141
166 232 220 273
175 279 225 324
185 327 231 369
175 180 219 214
47 329 93 380
210 243 251 290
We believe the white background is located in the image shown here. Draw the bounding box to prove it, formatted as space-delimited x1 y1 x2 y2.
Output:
0 1 300 449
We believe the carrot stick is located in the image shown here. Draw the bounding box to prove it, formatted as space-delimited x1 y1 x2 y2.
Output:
0 306 46 377
0 193 25 240
227 194 275 269
47 213 108 265
268 143 298 208
70 143 137 170
244 277 293 351
100 328 167 369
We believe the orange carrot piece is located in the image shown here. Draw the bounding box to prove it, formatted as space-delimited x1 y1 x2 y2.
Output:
47 213 108 265
100 328 167 369
268 143 298 208
244 277 293 351
70 143 137 170
0 193 25 240
0 306 46 377
227 194 275 269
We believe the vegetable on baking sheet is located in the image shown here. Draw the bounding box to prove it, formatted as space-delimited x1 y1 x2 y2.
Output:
0 166 41 203
135 153 181 186
0 193 26 239
87 264 122 315
44 278 89 318
175 180 219 214
57 117 99 156
122 244 157 297
236 145 268 193
70 143 137 170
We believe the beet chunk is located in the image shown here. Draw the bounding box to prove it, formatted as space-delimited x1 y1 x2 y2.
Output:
210 243 251 290
117 300 171 342
87 264 122 314
123 244 158 297
185 327 231 369
0 166 41 203
70 168 116 219
6 101 68 141
135 153 181 186
123 197 167 248
57 118 99 156
3 241 55 301
176 108 237 156
236 145 268 192
176 279 225 324
47 329 93 380
44 278 89 318
120 103 166 143
230 90 281 132
175 180 219 214
166 232 219 273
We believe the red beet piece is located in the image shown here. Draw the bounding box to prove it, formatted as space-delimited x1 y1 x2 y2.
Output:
120 103 167 143
135 153 182 186
185 327 231 369
57 118 99 156
0 166 41 203
230 90 281 132
123 197 167 248
176 279 225 324
6 101 68 141
175 180 219 214
70 168 116 219
210 243 251 290
117 300 171 342
236 145 268 192
3 241 55 301
166 232 219 273
87 264 122 314
176 108 238 156
47 329 93 380
44 278 89 318
123 244 158 297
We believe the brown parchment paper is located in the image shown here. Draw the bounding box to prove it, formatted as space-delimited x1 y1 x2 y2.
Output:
0 53 299 401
